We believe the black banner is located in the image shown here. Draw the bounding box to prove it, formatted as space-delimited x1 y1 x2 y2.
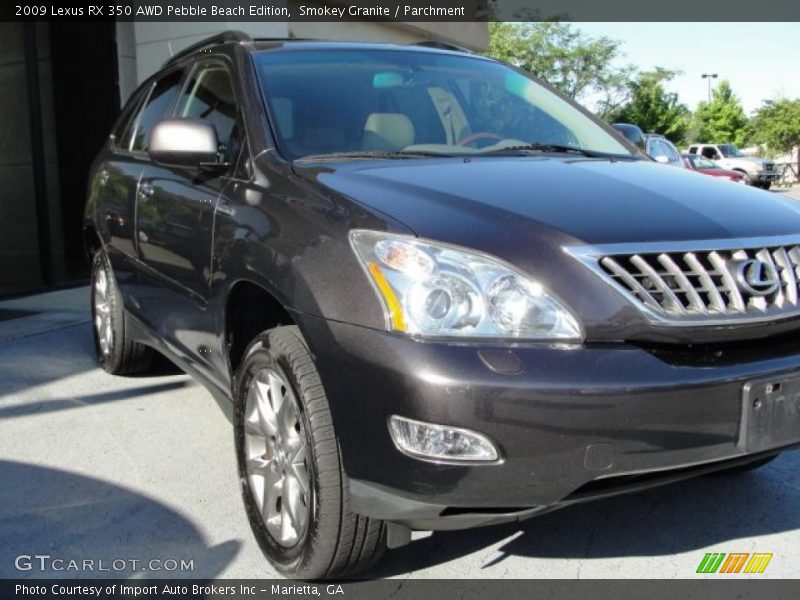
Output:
3 579 800 600
3 0 800 22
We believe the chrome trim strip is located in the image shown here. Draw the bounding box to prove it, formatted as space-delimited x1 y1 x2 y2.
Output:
567 233 800 256
629 254 686 314
776 247 799 305
599 256 660 310
658 253 704 313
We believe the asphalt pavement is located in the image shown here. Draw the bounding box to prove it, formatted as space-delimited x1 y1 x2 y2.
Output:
2 186 800 580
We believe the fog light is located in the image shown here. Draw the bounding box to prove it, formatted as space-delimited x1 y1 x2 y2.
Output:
388 416 499 463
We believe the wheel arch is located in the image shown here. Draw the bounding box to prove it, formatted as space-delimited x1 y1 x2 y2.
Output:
83 225 103 261
224 279 296 376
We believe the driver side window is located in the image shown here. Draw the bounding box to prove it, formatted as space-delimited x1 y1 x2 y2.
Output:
175 62 242 164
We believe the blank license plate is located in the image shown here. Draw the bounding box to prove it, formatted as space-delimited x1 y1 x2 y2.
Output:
740 374 800 453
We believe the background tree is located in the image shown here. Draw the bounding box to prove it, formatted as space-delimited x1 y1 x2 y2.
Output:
488 22 635 117
748 98 800 155
692 80 749 145
607 69 690 144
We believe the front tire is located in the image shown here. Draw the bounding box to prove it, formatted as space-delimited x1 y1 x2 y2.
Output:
234 326 386 579
737 171 753 186
91 251 153 375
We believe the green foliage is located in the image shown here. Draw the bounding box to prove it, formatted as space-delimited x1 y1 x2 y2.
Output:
607 69 690 144
749 98 800 154
487 22 635 116
692 80 749 145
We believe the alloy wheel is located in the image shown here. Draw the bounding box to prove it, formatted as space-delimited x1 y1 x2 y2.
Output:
93 265 113 358
244 368 311 547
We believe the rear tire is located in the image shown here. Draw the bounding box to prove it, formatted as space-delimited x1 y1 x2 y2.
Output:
91 250 154 375
234 325 386 579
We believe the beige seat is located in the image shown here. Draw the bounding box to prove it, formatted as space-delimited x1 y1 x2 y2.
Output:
363 113 415 151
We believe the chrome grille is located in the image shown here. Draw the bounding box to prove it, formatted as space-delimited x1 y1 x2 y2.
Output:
567 237 800 326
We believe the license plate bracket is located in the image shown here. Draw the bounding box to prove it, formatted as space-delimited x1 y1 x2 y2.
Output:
740 373 800 453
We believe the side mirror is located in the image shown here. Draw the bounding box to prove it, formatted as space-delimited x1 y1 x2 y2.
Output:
149 119 220 170
654 155 670 164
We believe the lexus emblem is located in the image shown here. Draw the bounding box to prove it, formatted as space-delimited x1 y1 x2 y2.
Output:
735 259 780 296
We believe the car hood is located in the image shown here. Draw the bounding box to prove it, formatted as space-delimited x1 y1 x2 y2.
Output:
698 167 742 178
296 156 800 247
723 156 771 166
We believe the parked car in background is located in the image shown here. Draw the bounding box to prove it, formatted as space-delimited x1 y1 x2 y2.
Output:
687 143 778 189
644 133 684 167
683 153 746 184
611 125 683 168
611 123 646 152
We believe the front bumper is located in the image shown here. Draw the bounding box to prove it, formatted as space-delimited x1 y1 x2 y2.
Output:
298 315 800 530
754 171 780 183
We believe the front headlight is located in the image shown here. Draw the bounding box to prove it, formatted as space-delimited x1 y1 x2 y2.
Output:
349 230 582 341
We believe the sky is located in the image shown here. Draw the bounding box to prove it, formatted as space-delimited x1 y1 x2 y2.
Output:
573 23 800 115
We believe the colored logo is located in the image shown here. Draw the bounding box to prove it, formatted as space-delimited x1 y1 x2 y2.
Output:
696 552 773 574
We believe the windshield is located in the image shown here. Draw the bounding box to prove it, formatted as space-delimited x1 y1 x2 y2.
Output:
718 143 743 157
692 156 719 168
254 49 633 160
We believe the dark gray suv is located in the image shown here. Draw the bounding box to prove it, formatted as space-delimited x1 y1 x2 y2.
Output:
84 32 800 578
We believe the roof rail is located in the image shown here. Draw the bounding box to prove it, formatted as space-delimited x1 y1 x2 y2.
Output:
412 40 473 54
162 31 253 68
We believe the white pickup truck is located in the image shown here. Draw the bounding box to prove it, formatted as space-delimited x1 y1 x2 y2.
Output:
687 143 778 189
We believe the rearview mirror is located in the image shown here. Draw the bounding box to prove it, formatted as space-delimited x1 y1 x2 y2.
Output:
149 119 219 170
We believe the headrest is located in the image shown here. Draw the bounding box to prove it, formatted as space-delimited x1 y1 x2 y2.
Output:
363 113 415 150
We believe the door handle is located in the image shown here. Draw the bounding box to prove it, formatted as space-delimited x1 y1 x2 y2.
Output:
138 182 154 199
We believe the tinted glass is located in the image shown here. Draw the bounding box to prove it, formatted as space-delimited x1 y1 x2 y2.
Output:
254 49 632 160
129 69 184 152
111 87 148 149
648 139 666 159
693 156 718 168
663 139 680 162
719 143 742 157
175 64 240 162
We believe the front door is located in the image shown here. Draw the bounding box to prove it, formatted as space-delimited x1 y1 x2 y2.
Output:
134 60 243 375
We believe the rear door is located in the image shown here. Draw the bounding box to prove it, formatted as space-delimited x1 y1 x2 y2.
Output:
93 69 185 311
92 86 147 263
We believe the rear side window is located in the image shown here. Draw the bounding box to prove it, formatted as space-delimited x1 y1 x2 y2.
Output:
701 146 717 159
663 140 680 163
648 138 665 159
128 69 184 152
175 63 241 163
111 87 148 149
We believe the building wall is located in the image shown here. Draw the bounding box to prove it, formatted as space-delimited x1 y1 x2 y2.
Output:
117 20 489 102
0 23 64 294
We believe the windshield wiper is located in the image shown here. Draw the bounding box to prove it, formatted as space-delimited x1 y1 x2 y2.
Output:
480 143 626 159
296 150 454 162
